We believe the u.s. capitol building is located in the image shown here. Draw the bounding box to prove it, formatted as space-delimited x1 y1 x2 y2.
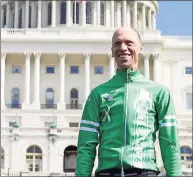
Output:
1 0 192 176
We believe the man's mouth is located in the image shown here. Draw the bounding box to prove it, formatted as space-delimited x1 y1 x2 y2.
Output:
119 54 131 57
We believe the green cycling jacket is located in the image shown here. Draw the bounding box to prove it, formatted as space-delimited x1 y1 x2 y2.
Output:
76 69 182 177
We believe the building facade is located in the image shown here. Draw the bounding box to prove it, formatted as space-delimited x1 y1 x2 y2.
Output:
1 0 192 176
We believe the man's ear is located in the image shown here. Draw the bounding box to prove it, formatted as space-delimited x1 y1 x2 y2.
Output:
111 47 115 57
139 45 143 54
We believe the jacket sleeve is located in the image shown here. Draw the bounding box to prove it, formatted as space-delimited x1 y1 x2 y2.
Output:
75 90 100 177
155 87 182 177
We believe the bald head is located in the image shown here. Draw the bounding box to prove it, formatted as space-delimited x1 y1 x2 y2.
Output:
112 27 142 46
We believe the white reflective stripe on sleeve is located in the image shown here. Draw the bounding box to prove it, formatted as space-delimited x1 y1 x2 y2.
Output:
159 115 176 124
80 127 98 133
159 122 178 128
81 120 100 127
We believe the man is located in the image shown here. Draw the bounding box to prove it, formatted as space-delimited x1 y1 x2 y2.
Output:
76 27 182 177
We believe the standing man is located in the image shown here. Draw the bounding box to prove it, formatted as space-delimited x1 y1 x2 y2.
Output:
76 27 182 177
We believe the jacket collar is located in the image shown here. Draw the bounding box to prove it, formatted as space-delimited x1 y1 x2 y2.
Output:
115 68 141 83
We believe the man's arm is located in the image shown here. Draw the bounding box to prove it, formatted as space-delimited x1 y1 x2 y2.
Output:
156 87 182 177
76 90 100 177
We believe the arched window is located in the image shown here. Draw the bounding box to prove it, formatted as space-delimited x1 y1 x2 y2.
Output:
46 88 54 108
26 145 42 172
70 88 78 108
100 2 105 25
11 88 20 108
86 2 92 24
1 147 4 169
73 1 79 24
60 1 66 24
63 145 77 172
48 2 52 25
19 8 22 28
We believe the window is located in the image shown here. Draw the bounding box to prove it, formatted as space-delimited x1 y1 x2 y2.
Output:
70 88 78 108
29 6 32 28
19 9 22 28
46 88 54 108
69 122 79 127
26 145 42 172
3 7 6 27
46 66 54 73
180 146 192 164
73 1 79 24
1 147 4 169
121 6 123 26
70 66 79 73
95 66 103 74
86 2 92 24
48 2 52 25
185 67 192 74
60 1 66 24
100 2 105 25
186 93 192 110
12 65 21 73
9 121 19 128
11 88 20 108
64 146 77 172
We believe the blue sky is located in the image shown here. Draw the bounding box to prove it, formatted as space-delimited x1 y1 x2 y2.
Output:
156 1 192 36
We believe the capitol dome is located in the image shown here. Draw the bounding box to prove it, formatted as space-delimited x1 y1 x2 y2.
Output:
1 1 158 30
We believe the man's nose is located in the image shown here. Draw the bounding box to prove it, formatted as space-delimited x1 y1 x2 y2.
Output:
120 42 127 50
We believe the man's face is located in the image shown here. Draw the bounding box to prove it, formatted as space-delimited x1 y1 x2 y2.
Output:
111 28 142 71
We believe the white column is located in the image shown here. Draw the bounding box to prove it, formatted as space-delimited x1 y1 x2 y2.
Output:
66 1 72 26
58 53 66 110
122 1 126 27
1 7 4 28
116 2 121 27
23 53 31 108
33 53 41 109
14 1 19 28
142 4 146 31
31 1 36 28
144 54 150 79
133 1 137 29
6 2 10 28
25 1 29 28
48 136 57 173
153 54 160 82
96 1 100 26
37 1 42 28
84 53 91 104
152 11 156 30
81 0 86 26
93 1 97 26
110 1 114 28
106 1 110 27
108 53 115 79
126 3 130 27
1 53 7 109
148 8 151 30
51 0 56 28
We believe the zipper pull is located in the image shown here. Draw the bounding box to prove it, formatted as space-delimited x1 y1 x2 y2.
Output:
121 168 124 177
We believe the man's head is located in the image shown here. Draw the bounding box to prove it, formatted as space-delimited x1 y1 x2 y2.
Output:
111 27 143 71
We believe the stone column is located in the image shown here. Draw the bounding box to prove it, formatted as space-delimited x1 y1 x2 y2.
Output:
37 1 42 28
148 8 151 30
57 53 66 110
153 54 160 83
1 7 4 28
81 0 86 26
33 53 41 109
96 1 100 26
51 0 56 27
126 2 131 27
108 53 115 79
66 1 72 26
31 2 36 28
23 53 31 109
1 53 7 109
110 1 114 28
133 1 137 29
116 2 121 27
93 1 97 26
106 1 110 27
84 53 91 104
122 0 127 27
142 4 146 30
144 54 150 79
25 1 29 28
6 2 10 28
14 1 19 28
152 11 156 30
